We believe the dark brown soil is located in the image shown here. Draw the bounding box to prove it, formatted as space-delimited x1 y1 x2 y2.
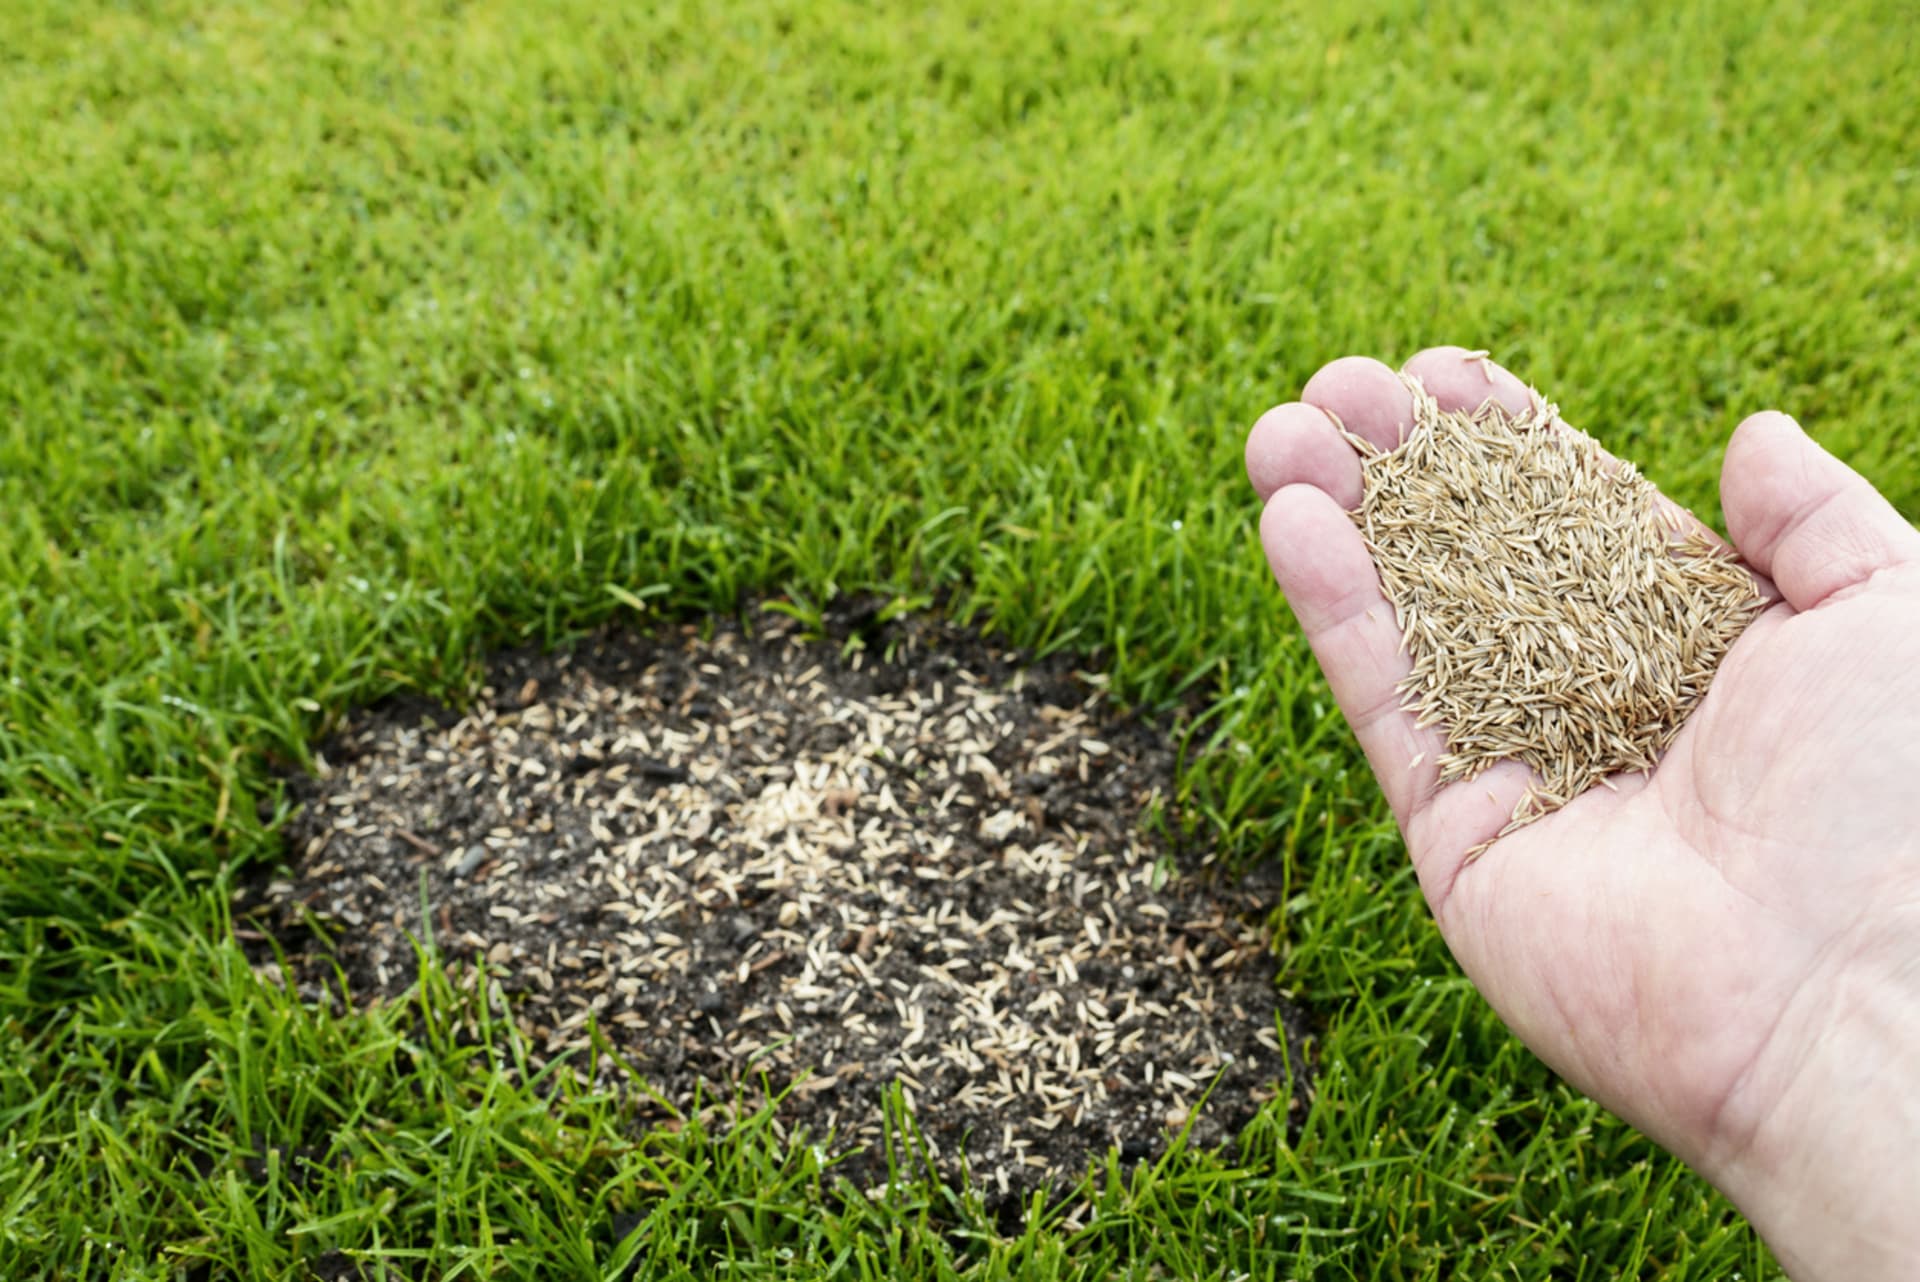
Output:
237 602 1312 1201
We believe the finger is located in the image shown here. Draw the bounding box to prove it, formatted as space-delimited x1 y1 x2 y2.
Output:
1245 402 1364 507
1301 356 1415 453
1258 482 1544 900
1400 345 1535 417
1259 482 1440 827
1720 411 1920 612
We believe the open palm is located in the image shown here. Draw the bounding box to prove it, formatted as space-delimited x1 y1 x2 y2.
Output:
1246 349 1920 1281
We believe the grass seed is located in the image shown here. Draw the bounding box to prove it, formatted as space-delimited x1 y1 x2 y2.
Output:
1350 375 1765 839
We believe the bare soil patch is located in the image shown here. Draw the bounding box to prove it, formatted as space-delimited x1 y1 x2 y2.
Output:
238 603 1311 1198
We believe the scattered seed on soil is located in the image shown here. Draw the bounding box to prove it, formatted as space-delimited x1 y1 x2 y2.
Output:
238 605 1312 1203
1349 374 1765 839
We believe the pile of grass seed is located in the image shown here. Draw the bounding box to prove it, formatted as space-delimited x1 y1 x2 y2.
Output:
1350 375 1765 838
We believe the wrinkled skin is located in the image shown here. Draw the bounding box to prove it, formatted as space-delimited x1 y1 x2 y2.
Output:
1246 348 1920 1281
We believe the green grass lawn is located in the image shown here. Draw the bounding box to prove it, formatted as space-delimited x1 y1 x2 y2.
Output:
4 0 1916 1276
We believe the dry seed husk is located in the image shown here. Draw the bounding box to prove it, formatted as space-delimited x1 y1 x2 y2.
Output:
1350 375 1764 840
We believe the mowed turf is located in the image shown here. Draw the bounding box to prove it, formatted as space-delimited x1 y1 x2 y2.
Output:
3 0 1916 1276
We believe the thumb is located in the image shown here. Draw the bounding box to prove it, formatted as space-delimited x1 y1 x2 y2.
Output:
1719 411 1920 612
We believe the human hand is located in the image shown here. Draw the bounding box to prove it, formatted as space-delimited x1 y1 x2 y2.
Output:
1246 349 1920 1281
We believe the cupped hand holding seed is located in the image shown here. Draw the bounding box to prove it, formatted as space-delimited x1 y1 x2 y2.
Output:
1248 348 1920 1282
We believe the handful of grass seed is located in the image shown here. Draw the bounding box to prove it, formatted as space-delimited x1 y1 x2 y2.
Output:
1351 375 1764 840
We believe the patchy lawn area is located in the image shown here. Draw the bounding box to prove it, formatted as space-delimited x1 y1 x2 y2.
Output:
2 1 1915 1276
